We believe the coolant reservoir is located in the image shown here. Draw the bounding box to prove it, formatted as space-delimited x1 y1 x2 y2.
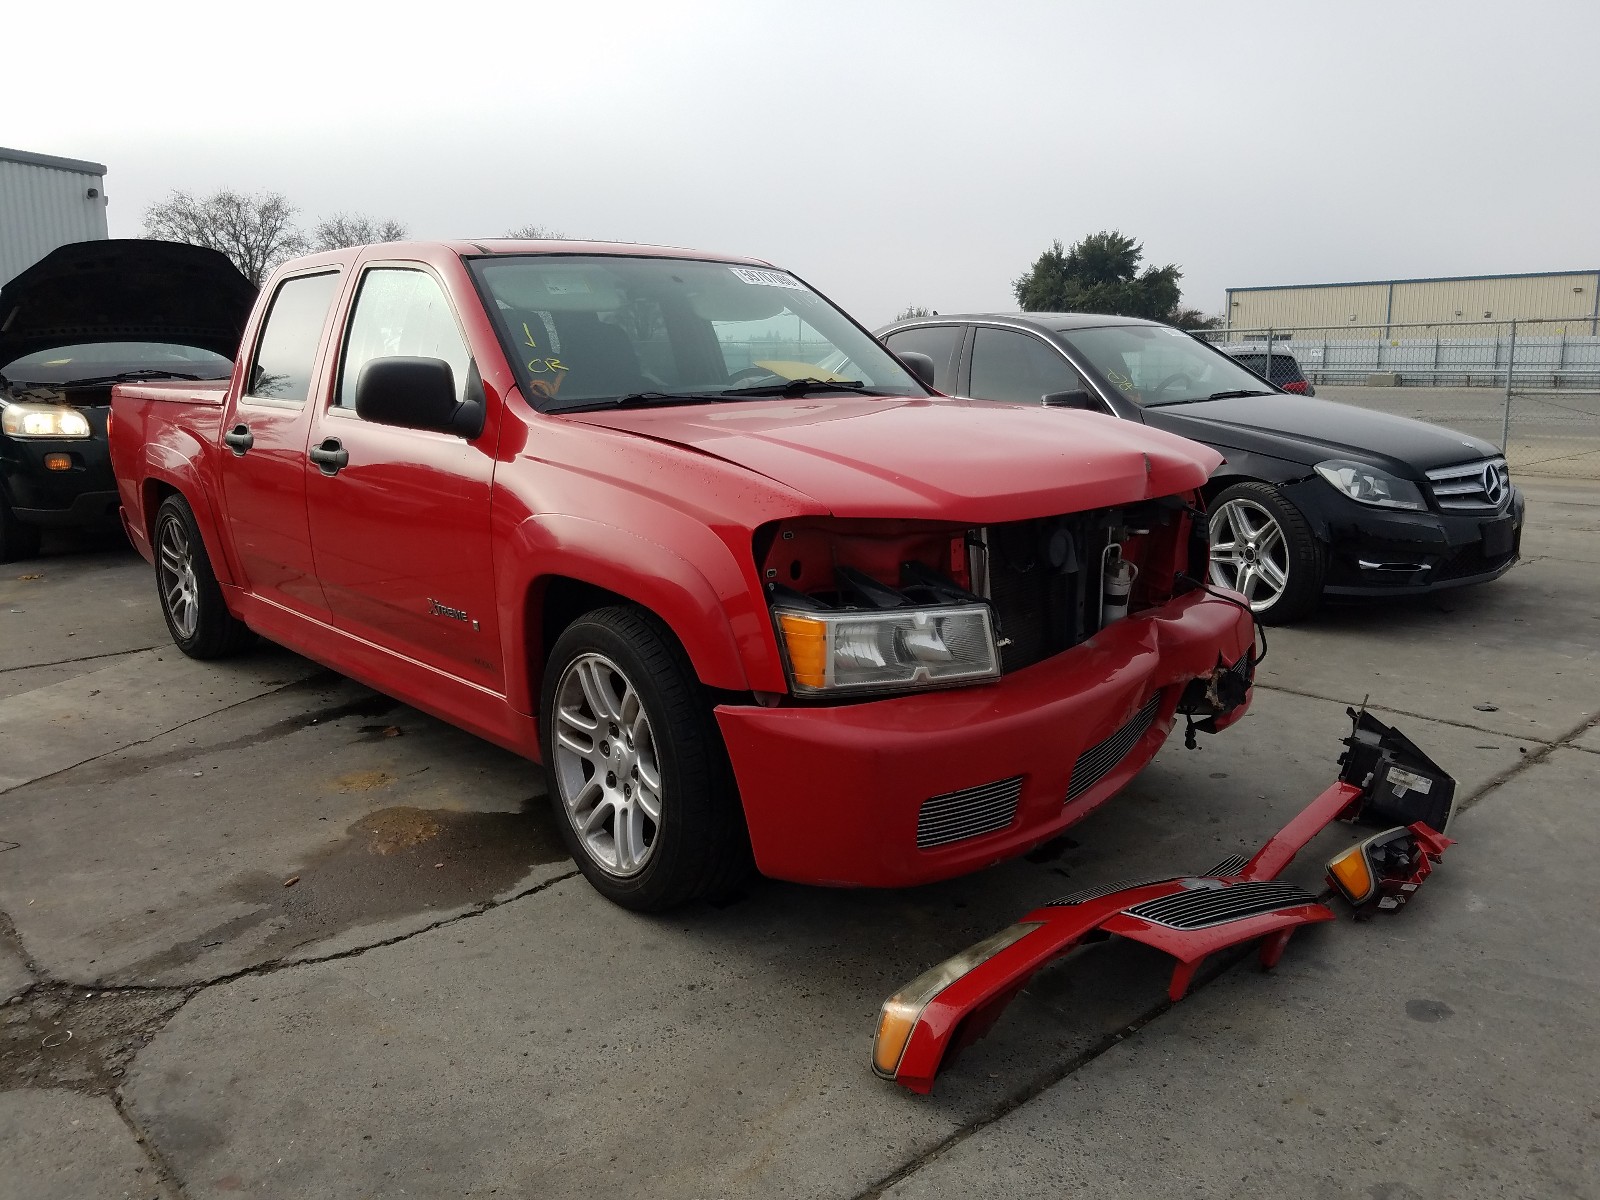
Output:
1101 549 1138 625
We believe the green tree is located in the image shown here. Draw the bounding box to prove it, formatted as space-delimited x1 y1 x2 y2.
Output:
1012 231 1184 321
1170 306 1223 331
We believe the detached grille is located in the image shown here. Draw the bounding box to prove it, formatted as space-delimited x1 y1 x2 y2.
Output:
1123 880 1317 930
1048 876 1172 907
917 776 1023 849
1066 693 1162 803
1203 852 1250 877
1426 457 1511 510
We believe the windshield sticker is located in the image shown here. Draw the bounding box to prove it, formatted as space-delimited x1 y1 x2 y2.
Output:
541 275 593 296
729 267 804 290
1106 367 1138 394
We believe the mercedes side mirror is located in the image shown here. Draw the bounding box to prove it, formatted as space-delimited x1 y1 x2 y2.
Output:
897 351 937 389
1042 390 1097 410
354 356 485 439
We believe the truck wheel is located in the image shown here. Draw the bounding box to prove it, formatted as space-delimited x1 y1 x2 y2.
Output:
153 495 254 659
0 495 42 563
540 606 750 911
1207 482 1324 624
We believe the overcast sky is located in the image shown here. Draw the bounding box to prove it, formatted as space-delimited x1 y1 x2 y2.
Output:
10 0 1600 326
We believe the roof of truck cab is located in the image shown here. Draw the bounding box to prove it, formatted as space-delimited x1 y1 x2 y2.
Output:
457 239 773 266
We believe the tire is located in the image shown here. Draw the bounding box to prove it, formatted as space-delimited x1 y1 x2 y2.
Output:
1207 482 1324 624
0 493 42 563
153 494 254 659
539 605 750 911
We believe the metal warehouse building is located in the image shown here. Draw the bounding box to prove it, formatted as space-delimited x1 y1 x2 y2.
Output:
1226 270 1600 337
0 145 109 286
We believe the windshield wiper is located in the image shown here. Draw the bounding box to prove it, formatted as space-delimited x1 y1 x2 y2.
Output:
555 391 737 413
719 378 870 398
61 369 207 387
1145 388 1274 408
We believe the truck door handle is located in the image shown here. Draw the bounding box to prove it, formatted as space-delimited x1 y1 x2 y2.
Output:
223 424 254 455
309 437 349 476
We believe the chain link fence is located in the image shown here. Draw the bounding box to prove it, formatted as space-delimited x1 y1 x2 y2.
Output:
1199 317 1600 480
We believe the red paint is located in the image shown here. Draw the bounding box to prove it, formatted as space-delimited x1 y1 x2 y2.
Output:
111 241 1251 892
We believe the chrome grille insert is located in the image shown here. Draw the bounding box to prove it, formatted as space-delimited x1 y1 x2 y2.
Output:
1203 852 1250 877
1047 875 1174 907
1123 880 1317 930
1066 693 1162 803
1426 457 1511 510
917 776 1023 849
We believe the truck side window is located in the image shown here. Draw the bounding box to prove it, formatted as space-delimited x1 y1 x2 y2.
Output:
246 272 342 402
969 326 1087 405
338 269 472 410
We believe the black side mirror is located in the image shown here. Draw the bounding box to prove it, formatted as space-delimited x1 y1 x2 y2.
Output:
354 356 485 439
897 351 937 389
1042 389 1098 410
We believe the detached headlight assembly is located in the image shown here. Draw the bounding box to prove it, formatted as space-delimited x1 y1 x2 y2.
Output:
1 401 92 439
773 603 1000 696
1314 458 1425 511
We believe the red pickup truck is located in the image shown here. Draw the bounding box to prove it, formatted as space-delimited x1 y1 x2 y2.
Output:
110 240 1255 910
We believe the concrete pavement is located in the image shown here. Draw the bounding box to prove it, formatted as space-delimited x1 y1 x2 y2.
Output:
1 481 1595 1198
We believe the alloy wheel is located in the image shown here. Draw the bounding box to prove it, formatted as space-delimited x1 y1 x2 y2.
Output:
551 652 663 877
157 516 201 639
1208 498 1290 612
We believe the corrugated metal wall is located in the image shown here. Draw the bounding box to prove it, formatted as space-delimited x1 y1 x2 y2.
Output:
0 156 110 286
1227 272 1600 338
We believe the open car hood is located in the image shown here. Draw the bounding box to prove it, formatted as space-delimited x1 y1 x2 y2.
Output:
569 396 1223 523
0 239 257 370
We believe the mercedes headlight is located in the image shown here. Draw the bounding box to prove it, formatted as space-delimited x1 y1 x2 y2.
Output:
1314 458 1425 511
1 401 92 439
772 604 1000 696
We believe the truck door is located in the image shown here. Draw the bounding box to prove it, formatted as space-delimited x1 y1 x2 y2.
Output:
219 269 342 621
302 263 503 692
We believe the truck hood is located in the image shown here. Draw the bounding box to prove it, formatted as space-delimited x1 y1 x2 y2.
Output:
567 396 1222 522
0 239 257 369
1143 394 1501 476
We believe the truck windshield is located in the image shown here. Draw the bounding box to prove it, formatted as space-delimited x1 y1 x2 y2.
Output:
1058 324 1276 407
469 255 926 411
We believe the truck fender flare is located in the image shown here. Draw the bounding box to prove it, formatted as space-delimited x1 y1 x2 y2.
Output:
506 513 764 704
139 444 238 588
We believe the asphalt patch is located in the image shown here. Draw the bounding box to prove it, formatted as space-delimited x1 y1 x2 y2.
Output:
121 802 568 979
0 984 185 1094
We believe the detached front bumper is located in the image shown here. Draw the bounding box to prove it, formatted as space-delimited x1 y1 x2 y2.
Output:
1282 478 1525 597
715 590 1255 888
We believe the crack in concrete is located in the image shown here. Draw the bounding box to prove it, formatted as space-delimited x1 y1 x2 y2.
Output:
0 669 344 798
1253 680 1564 744
0 646 159 675
1456 710 1600 813
110 1090 192 1200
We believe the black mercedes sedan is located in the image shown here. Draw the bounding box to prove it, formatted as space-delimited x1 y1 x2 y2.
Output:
0 240 255 561
877 313 1523 622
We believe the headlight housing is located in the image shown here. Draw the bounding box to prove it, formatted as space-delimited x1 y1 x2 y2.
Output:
1 401 92 439
773 603 1000 696
1314 458 1425 511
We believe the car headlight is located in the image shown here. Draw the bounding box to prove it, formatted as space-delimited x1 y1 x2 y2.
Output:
772 603 1000 696
1313 458 1425 511
1 401 92 439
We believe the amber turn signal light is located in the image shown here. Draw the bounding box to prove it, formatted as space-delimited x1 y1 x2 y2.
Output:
44 453 73 471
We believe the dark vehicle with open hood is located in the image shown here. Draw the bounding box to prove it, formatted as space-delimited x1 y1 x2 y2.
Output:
878 313 1524 622
111 239 1258 912
0 239 256 560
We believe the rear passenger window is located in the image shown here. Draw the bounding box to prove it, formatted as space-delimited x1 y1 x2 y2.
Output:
969 326 1085 405
338 269 473 409
883 325 961 391
246 272 341 402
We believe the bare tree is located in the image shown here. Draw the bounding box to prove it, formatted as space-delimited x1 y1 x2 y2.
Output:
142 189 309 286
503 223 567 239
312 213 409 252
895 305 936 321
